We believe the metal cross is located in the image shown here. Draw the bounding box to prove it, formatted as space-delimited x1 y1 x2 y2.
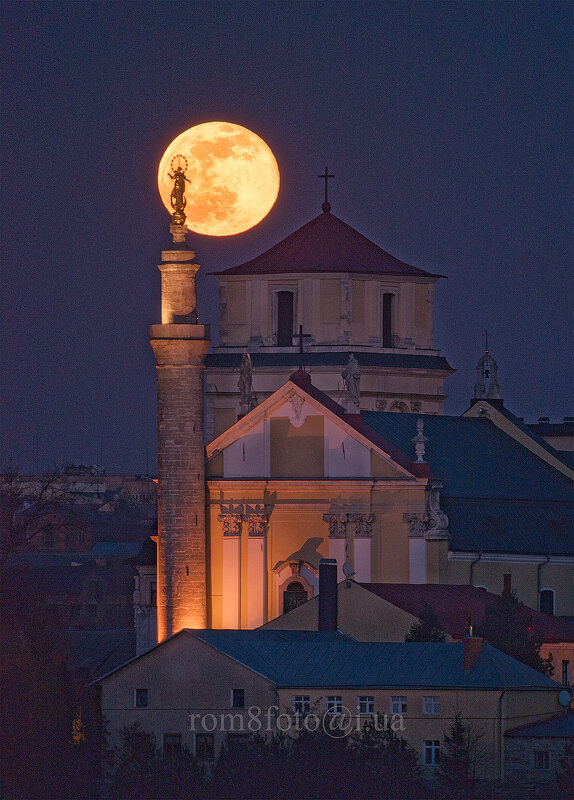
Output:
293 324 312 370
318 166 334 212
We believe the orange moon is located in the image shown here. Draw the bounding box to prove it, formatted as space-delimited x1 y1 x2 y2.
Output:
158 121 280 236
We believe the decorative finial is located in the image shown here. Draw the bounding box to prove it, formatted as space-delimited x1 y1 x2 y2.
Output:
318 166 334 213
168 155 190 244
413 418 428 463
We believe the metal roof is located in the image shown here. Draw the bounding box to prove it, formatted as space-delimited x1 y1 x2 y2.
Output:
505 713 574 738
362 412 574 502
442 497 573 555
211 212 444 278
189 630 561 690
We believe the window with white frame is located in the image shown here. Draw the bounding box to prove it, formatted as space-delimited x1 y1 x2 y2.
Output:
390 696 407 714
424 740 441 765
357 696 374 715
534 751 549 770
325 695 342 714
293 695 310 714
422 696 440 715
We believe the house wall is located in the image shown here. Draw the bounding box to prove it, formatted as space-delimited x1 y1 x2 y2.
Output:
446 557 574 618
100 633 276 758
262 580 419 640
273 687 560 780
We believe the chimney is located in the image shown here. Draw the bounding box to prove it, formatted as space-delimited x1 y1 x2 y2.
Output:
463 636 483 670
318 558 338 632
503 573 511 594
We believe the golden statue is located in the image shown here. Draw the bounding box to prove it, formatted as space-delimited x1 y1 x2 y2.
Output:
168 164 190 225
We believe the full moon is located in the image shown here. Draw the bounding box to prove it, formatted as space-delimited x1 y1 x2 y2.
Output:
158 121 280 236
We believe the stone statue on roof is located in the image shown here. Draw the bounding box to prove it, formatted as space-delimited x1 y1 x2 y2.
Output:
238 353 256 415
342 353 361 413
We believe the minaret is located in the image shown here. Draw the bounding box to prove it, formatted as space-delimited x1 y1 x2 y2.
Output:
150 163 210 640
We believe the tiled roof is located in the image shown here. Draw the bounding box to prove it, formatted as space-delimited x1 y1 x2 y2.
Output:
359 583 574 643
505 713 574 738
206 351 453 372
211 212 444 278
189 629 560 690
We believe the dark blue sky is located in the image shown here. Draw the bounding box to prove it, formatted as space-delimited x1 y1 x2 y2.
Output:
2 1 572 473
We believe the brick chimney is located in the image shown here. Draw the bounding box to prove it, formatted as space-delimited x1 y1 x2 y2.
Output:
318 558 338 632
503 573 511 594
463 636 483 670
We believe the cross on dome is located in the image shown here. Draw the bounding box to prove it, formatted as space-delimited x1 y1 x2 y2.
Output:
318 166 334 213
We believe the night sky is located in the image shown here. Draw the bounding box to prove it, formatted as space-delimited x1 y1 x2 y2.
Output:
2 1 572 474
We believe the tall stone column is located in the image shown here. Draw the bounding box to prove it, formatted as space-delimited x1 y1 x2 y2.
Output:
150 230 210 640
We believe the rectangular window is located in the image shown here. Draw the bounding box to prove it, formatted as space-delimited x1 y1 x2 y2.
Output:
163 733 182 757
562 660 570 686
424 740 441 765
195 733 214 762
357 696 374 715
325 696 342 714
534 751 549 770
422 696 440 715
390 696 407 715
135 688 148 708
150 581 157 606
231 688 245 708
293 695 310 714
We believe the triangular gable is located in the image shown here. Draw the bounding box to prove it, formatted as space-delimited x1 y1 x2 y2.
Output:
463 401 574 481
206 370 423 480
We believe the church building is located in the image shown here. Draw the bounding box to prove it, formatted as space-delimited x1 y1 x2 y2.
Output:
143 195 573 649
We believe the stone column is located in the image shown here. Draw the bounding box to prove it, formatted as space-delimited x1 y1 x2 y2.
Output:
150 240 210 641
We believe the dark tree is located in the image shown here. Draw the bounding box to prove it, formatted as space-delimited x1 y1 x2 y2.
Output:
435 709 488 799
476 590 554 676
109 725 205 800
405 600 447 642
0 467 79 576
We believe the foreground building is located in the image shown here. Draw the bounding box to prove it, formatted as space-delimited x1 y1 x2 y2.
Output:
96 627 563 781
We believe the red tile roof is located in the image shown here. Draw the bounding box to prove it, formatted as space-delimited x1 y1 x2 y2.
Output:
360 583 574 643
212 211 445 278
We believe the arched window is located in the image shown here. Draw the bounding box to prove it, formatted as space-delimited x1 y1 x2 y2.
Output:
283 581 307 613
277 291 294 347
382 292 394 347
539 589 555 616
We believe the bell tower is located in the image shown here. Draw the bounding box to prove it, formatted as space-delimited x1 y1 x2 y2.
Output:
150 160 210 640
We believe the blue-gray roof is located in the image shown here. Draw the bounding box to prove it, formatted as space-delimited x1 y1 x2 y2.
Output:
189 630 560 690
442 498 573 556
362 412 573 555
362 412 573 502
206 352 452 372
505 713 574 738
